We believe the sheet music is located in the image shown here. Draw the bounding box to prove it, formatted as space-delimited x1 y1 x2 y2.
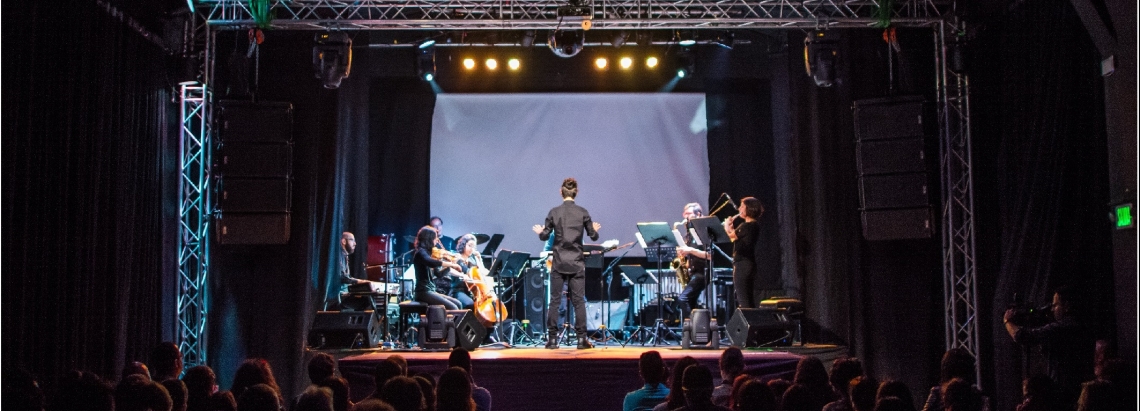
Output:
671 229 686 247
635 232 647 249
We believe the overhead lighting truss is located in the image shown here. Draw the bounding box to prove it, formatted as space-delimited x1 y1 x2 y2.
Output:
200 0 952 31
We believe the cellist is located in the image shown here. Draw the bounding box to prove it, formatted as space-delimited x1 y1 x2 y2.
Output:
454 233 507 344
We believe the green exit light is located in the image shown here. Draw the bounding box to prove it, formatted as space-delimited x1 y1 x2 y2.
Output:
1115 203 1134 229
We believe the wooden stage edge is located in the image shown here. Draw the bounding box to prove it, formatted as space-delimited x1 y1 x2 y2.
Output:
316 343 848 363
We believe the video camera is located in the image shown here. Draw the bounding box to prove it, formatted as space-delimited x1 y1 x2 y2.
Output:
1006 293 1052 327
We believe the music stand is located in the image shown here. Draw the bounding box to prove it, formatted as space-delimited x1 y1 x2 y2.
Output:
690 217 731 314
619 265 657 344
487 250 531 345
636 222 678 346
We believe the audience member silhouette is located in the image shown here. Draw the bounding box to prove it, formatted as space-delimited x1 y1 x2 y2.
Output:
792 356 835 411
446 348 490 411
436 367 476 411
1076 379 1123 411
1015 375 1060 411
116 373 173 411
1003 285 1095 404
386 355 409 376
295 386 335 411
309 353 339 384
151 342 185 381
624 350 670 411
875 380 915 411
379 376 424 411
319 376 354 411
781 383 816 411
653 356 699 411
371 359 405 399
676 364 729 411
767 378 793 409
823 357 865 411
237 383 281 411
162 378 189 411
921 348 978 411
848 376 880 411
51 370 115 411
712 347 745 407
413 375 436 411
183 365 218 411
230 359 282 404
730 377 775 411
208 390 237 411
123 361 152 381
940 378 982 411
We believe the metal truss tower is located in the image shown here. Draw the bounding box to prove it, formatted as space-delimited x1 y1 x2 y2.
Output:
177 81 212 370
935 17 980 384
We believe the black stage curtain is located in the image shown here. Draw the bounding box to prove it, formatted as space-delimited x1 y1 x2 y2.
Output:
970 0 1112 408
2 1 178 388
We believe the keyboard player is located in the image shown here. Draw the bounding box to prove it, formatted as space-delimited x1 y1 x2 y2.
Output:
326 232 376 311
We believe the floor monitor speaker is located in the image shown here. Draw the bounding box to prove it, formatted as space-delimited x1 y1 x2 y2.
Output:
447 309 487 351
725 307 793 348
308 310 381 349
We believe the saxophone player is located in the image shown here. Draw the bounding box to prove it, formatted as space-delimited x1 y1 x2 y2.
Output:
675 203 710 311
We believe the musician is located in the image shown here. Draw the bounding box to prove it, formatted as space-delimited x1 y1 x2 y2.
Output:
675 203 711 312
412 226 468 310
429 216 456 252
326 232 373 311
723 197 763 309
455 233 505 344
532 178 601 349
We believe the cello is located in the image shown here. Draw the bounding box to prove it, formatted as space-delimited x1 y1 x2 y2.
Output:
465 266 508 327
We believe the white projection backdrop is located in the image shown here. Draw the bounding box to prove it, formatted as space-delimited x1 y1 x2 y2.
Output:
430 93 709 257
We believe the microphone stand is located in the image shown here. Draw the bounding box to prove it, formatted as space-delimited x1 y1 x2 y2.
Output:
597 245 633 347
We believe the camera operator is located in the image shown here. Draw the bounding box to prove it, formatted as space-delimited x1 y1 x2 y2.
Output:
1002 285 1095 406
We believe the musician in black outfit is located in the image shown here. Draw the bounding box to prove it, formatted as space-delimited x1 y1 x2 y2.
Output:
326 232 372 311
532 178 601 349
412 226 468 310
723 197 763 309
676 203 711 311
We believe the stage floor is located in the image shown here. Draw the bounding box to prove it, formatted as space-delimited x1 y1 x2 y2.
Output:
321 343 845 411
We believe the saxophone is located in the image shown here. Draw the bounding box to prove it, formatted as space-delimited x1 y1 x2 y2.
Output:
671 254 690 288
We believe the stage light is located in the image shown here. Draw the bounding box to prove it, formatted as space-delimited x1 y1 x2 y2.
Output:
682 309 719 349
677 31 697 47
463 58 476 70
612 31 629 48
520 30 537 47
418 39 437 49
619 57 633 69
508 58 521 70
485 58 498 70
595 58 608 69
646 56 659 68
678 39 696 47
675 50 695 78
804 29 838 87
713 31 734 50
417 47 436 82
548 30 585 58
312 32 352 89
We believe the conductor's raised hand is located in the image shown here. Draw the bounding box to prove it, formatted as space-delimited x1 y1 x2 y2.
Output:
532 224 544 234
592 222 602 232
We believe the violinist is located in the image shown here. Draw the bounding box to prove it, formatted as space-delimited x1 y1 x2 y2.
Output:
723 197 763 309
412 226 467 310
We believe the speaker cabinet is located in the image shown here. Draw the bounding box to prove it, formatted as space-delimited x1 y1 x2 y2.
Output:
861 208 933 241
726 308 793 348
216 213 290 245
447 309 487 351
854 96 925 141
308 310 381 349
217 101 294 143
519 268 546 336
217 178 291 213
217 143 293 178
859 174 930 209
856 138 926 175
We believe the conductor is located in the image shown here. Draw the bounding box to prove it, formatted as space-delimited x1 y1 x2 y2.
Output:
532 178 601 349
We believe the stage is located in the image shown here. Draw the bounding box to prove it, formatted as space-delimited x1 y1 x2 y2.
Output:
320 343 845 411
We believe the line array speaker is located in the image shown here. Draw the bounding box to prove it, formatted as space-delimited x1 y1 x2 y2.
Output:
215 101 294 245
853 96 933 240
